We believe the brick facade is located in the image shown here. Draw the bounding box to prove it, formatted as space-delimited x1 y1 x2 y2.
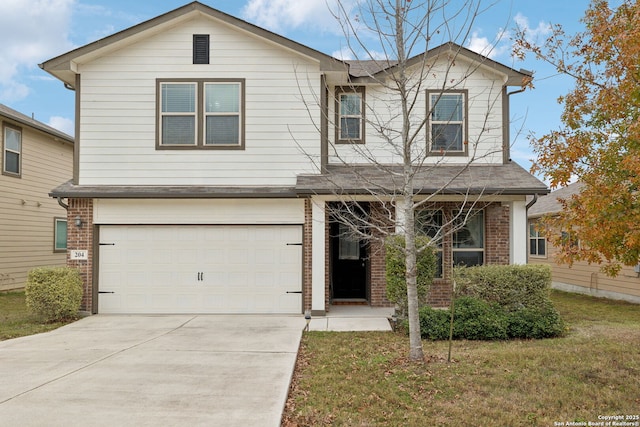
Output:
303 199 313 312
66 198 94 313
319 200 512 309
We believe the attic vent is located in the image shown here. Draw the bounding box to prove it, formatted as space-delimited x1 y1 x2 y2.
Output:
193 34 210 64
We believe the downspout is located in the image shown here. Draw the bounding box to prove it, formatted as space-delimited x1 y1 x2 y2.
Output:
504 86 528 163
525 193 538 264
57 197 69 210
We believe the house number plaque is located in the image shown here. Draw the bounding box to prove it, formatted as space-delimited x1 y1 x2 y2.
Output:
69 250 88 260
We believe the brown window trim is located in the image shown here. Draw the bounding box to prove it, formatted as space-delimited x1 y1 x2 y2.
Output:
426 89 469 157
156 78 246 150
335 86 365 145
53 217 67 253
2 122 22 178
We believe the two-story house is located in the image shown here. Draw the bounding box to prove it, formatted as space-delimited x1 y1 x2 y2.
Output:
41 2 548 315
0 104 74 291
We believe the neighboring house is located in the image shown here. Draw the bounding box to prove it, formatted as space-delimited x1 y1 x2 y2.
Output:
40 2 548 315
0 104 74 291
528 182 640 304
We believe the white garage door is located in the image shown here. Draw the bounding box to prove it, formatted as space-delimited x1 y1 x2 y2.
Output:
98 225 303 314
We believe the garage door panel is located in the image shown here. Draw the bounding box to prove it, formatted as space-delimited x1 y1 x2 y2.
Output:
99 225 302 314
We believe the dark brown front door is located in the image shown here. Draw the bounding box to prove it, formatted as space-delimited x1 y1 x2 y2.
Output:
331 222 367 299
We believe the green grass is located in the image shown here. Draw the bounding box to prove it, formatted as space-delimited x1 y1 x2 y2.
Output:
283 291 640 426
0 291 76 341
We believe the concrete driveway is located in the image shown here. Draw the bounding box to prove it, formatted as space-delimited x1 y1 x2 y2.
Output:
0 315 306 427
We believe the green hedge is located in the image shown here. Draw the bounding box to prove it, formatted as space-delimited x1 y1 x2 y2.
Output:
385 234 437 317
419 297 565 340
25 267 82 322
454 264 552 312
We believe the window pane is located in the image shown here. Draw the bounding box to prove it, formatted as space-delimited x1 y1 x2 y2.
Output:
4 151 19 174
454 212 484 248
435 250 443 278
162 84 195 113
162 116 195 145
340 117 361 139
206 116 239 145
416 210 443 247
453 251 483 267
55 220 67 250
5 128 21 151
538 239 546 256
338 223 360 260
432 124 462 151
432 94 462 121
340 94 361 115
206 84 239 113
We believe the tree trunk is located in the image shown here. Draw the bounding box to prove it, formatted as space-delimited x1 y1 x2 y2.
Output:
403 195 424 361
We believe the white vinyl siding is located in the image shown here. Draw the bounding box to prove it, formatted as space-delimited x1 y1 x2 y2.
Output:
329 57 505 165
76 16 321 186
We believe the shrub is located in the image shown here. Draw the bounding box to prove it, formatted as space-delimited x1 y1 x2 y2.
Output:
418 306 450 340
507 303 565 339
418 296 565 341
385 234 437 317
455 264 552 312
451 296 509 340
25 267 82 322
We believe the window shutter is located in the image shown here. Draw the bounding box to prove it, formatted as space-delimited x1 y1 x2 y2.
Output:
193 34 210 64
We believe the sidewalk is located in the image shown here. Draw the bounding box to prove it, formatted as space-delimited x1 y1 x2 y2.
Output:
307 305 394 331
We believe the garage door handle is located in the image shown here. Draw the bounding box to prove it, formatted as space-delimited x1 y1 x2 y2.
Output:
286 243 303 246
99 291 115 294
286 291 302 294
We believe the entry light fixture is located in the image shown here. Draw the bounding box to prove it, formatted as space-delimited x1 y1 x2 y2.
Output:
75 215 83 228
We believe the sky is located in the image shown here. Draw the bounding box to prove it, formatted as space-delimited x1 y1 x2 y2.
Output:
0 0 591 177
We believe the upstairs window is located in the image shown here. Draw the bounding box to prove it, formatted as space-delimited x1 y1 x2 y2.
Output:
336 87 365 144
428 91 467 155
2 123 22 177
158 79 244 149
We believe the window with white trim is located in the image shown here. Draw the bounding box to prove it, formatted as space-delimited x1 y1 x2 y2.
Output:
336 87 365 144
158 79 244 149
428 91 466 154
453 210 484 267
529 221 546 257
3 124 21 176
54 218 67 252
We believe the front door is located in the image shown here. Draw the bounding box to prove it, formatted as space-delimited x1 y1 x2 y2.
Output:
331 222 367 299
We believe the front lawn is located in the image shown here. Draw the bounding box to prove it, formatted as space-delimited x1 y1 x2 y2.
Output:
0 291 75 341
283 291 640 426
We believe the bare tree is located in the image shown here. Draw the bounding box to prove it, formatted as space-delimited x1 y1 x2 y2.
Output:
296 0 531 362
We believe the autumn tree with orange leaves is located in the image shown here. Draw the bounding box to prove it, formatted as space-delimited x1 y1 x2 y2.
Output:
514 0 640 276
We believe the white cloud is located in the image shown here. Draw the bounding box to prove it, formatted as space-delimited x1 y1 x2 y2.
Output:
241 0 357 34
514 13 552 45
48 116 74 136
466 28 511 60
0 0 75 103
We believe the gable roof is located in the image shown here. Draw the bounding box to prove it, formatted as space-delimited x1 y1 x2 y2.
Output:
347 43 532 86
40 1 347 86
528 181 584 218
0 103 73 144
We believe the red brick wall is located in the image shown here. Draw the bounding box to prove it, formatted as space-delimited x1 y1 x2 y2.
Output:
66 198 94 313
485 202 510 265
368 202 394 307
303 199 312 311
